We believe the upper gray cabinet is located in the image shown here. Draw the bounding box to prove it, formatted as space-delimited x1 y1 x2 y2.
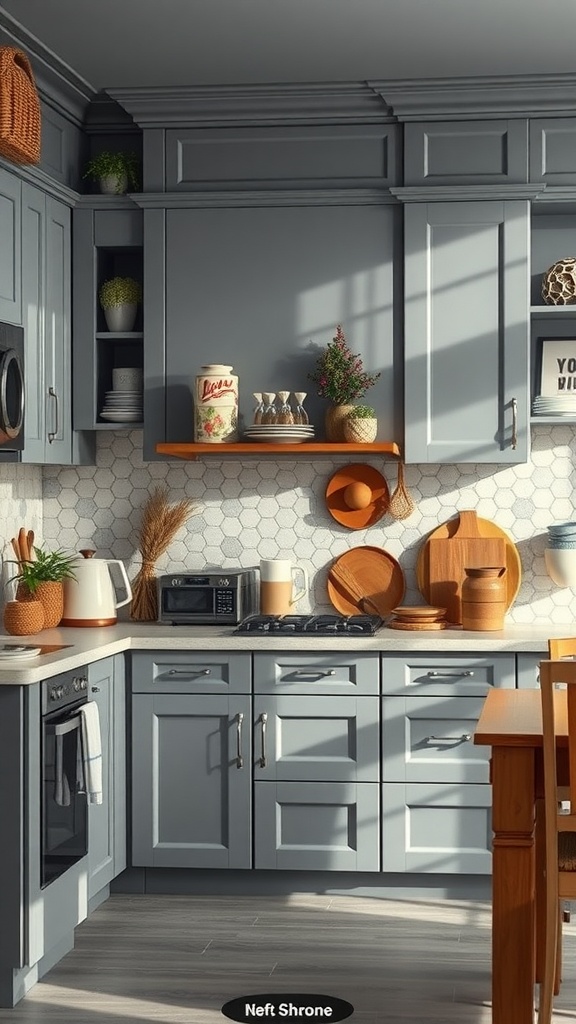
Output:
530 118 576 186
403 199 530 463
0 166 21 325
164 124 400 191
404 120 529 186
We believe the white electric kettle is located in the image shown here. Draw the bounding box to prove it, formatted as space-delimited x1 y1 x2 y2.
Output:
61 549 132 627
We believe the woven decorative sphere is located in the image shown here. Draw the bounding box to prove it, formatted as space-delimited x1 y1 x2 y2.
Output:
542 258 576 305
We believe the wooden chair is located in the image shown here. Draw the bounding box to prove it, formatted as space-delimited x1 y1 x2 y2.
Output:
538 658 576 1024
549 637 576 660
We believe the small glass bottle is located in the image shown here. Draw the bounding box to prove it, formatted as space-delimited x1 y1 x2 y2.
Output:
253 392 265 425
262 392 277 425
276 391 294 425
292 392 309 425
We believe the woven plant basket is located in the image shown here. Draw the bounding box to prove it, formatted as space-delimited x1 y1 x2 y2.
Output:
3 599 44 635
17 581 63 628
0 47 41 166
343 417 378 443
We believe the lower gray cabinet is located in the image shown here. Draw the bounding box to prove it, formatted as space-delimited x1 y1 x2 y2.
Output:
254 782 380 871
87 656 126 899
381 783 492 874
131 693 252 868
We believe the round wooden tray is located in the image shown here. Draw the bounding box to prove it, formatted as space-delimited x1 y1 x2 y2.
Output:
416 515 521 610
327 545 405 617
388 619 448 631
325 464 389 530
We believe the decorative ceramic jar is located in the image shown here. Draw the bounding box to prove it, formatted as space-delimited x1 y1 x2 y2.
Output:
461 566 507 631
194 364 239 443
542 258 576 305
325 404 355 442
3 599 44 635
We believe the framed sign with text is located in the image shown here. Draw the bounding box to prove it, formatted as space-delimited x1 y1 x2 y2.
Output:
539 338 576 396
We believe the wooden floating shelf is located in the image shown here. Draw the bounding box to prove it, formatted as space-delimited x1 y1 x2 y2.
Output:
156 441 401 460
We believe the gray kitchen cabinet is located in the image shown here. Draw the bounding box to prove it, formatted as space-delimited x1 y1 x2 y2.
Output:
404 120 528 186
72 202 143 431
131 692 252 869
516 652 546 689
131 650 251 694
0 165 21 325
87 655 126 899
21 184 77 464
253 651 380 696
403 200 530 463
254 781 380 871
530 118 576 186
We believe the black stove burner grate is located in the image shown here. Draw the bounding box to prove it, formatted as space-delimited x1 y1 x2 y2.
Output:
235 613 383 635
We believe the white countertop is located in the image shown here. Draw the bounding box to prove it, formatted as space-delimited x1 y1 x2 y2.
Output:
0 621 567 685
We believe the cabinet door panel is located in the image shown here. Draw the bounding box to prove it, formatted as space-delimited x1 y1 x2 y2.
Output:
254 781 379 871
21 184 45 461
404 200 529 463
382 695 489 783
254 695 379 782
44 197 71 463
131 651 251 694
382 782 492 873
254 652 379 695
0 167 21 324
132 693 251 869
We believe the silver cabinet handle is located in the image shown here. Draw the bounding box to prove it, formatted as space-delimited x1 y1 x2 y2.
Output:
91 686 101 693
48 386 59 443
294 669 336 677
259 711 268 768
236 712 244 769
511 397 518 450
429 733 472 743
167 668 211 676
427 671 474 677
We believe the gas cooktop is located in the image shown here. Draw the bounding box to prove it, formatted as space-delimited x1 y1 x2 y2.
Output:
234 613 383 636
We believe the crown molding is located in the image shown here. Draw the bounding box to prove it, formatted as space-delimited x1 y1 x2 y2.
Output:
391 184 546 203
107 83 392 127
0 156 79 204
0 11 96 126
130 188 399 209
369 74 576 121
74 194 140 210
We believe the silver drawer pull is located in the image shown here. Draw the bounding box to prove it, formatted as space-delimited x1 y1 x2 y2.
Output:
236 712 244 769
167 668 211 676
426 671 474 678
429 733 472 743
48 386 59 444
294 669 336 677
259 712 268 768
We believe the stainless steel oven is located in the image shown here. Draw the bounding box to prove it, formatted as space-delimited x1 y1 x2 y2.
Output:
41 670 89 888
0 321 24 458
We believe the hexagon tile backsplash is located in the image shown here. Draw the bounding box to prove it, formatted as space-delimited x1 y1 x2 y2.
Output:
2 422 576 624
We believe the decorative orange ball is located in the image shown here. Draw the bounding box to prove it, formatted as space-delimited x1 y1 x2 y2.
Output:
343 481 373 510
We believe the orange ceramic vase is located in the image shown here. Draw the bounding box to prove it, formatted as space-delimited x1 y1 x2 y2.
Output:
461 566 507 631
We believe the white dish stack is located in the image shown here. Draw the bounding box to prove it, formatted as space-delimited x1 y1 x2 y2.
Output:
100 367 143 422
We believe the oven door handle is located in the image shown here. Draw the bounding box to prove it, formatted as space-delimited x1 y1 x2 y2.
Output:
52 714 82 737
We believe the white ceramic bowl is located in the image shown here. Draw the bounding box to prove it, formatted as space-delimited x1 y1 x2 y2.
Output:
545 548 576 588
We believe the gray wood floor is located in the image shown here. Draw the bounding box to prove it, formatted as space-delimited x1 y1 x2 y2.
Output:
1 894 576 1023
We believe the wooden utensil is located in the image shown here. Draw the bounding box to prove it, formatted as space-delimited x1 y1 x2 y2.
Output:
18 527 28 563
327 562 382 616
10 537 21 569
423 510 506 625
327 545 405 618
27 530 35 558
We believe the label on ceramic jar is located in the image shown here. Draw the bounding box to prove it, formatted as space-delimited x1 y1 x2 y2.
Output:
194 364 239 442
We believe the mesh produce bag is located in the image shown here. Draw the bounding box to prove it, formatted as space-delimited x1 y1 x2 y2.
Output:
0 47 41 165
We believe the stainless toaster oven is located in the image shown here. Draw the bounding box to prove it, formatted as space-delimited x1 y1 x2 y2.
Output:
157 569 258 625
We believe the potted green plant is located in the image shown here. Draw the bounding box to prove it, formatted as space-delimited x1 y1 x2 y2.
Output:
308 325 381 441
343 404 378 443
99 276 142 332
12 547 77 628
83 150 140 195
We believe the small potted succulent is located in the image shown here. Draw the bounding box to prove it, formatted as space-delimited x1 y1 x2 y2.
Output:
9 547 77 630
83 150 140 195
99 276 142 332
343 404 378 443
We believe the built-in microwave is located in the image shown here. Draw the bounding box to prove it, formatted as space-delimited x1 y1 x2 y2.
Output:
157 569 259 625
0 321 25 459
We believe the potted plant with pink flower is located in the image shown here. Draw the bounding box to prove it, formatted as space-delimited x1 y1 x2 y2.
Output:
308 324 381 441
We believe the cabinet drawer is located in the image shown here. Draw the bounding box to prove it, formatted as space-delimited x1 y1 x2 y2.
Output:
404 119 528 186
382 783 492 874
382 695 489 783
382 654 515 696
254 695 379 782
131 651 251 693
254 652 379 695
254 781 379 871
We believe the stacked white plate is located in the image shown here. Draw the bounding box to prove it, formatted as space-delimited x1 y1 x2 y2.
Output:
0 643 41 659
99 390 143 423
244 424 315 444
532 394 576 416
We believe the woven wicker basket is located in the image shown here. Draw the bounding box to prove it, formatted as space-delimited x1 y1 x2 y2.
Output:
0 47 41 165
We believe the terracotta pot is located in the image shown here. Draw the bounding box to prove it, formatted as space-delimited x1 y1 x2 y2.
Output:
3 600 44 636
325 404 355 442
461 566 507 630
343 417 378 443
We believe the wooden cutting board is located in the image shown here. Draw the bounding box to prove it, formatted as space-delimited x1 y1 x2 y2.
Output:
423 510 506 625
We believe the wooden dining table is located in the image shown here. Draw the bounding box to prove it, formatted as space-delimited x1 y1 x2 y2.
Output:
474 686 570 1024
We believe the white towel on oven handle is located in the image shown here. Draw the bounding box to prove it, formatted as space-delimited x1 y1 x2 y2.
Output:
78 702 103 805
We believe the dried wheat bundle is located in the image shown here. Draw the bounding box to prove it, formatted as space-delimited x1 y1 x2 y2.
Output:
130 486 198 621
